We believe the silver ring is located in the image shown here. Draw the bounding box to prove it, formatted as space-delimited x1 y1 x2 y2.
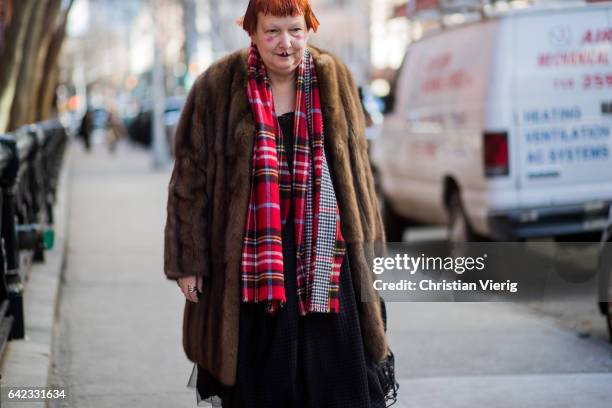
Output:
187 286 197 293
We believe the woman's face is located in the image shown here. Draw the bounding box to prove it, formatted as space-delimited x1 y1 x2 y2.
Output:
250 12 309 78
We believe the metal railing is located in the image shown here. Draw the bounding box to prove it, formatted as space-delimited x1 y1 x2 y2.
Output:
0 119 68 359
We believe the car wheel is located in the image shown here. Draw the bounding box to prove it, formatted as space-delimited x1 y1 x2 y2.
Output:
447 191 478 243
599 236 612 343
607 303 612 344
381 196 408 242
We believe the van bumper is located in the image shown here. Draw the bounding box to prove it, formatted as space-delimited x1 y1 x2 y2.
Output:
487 202 612 240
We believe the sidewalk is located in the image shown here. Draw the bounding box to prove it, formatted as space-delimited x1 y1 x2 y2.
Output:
50 141 194 407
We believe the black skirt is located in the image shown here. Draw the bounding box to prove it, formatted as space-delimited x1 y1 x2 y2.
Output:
187 113 386 408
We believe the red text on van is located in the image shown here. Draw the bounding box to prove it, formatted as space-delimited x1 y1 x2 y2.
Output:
538 51 610 67
582 28 612 44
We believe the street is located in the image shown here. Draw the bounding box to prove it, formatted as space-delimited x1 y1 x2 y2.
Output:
51 141 612 407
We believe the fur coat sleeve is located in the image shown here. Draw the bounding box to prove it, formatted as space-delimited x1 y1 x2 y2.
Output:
164 73 211 280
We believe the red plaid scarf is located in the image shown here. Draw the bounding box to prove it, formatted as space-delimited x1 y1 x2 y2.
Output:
241 44 345 315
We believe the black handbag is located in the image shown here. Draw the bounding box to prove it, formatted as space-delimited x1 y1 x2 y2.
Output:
376 298 399 407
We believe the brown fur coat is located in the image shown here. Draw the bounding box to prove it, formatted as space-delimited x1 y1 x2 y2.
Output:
164 46 387 386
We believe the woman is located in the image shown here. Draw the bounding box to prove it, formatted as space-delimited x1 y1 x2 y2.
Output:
164 1 391 406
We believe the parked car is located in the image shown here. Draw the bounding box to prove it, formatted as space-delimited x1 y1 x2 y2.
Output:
127 96 186 152
371 2 612 242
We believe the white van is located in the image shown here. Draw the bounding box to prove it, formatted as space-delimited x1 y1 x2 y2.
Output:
371 2 612 242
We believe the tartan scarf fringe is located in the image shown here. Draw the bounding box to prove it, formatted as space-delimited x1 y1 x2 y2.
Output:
241 44 345 315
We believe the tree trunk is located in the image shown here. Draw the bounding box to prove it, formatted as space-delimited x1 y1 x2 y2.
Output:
28 0 62 123
8 0 52 131
0 0 35 133
0 0 14 53
37 0 73 121
39 64 60 121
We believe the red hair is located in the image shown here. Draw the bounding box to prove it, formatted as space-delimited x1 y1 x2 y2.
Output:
239 0 320 35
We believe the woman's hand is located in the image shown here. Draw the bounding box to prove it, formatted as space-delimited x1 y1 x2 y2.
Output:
177 275 203 303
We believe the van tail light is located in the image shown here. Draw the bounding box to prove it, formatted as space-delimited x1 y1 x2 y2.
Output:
483 131 509 177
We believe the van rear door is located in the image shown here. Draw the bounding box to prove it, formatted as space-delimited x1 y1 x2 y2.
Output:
514 5 612 208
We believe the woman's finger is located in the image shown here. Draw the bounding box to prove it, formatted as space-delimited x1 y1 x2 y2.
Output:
178 278 199 303
183 283 199 303
186 287 199 303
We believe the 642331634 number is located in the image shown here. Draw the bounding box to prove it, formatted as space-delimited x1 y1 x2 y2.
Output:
1 387 66 402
